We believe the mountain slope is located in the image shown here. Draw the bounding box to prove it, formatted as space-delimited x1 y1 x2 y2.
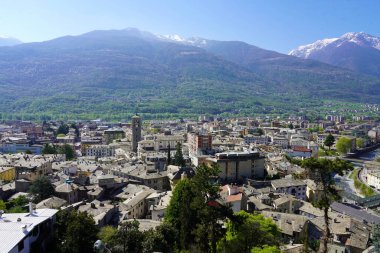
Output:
0 28 378 120
289 32 380 76
164 37 380 101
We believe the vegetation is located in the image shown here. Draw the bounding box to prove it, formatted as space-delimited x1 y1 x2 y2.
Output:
218 211 280 253
58 144 75 160
173 142 185 167
350 169 375 197
42 143 57 155
323 133 335 150
29 176 55 203
301 158 353 253
0 195 29 213
336 137 352 154
54 209 99 253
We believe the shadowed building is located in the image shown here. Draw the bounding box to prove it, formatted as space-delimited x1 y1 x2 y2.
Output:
132 115 142 152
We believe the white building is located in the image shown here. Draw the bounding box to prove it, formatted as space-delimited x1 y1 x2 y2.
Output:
0 207 58 253
86 144 116 158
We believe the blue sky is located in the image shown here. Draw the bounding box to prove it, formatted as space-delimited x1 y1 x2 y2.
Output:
0 0 379 53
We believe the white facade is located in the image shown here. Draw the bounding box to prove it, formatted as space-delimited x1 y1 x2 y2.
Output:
86 145 116 158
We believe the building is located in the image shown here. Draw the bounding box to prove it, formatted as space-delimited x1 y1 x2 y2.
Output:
103 128 126 145
206 150 265 182
131 115 142 152
271 178 307 200
0 207 58 253
86 144 116 158
187 132 212 157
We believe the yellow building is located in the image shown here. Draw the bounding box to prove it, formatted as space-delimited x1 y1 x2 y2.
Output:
0 166 16 181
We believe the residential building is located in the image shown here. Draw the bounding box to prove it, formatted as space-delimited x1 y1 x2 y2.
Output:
0 208 58 253
271 179 307 200
206 150 265 182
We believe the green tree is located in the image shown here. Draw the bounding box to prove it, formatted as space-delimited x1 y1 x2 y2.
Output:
42 144 57 155
174 142 185 167
288 123 294 129
0 200 6 211
301 158 353 253
257 128 264 136
142 223 177 253
336 137 352 154
218 211 280 253
57 124 69 135
356 138 364 149
98 226 118 246
323 133 335 150
165 178 197 250
25 149 32 154
373 224 380 252
58 144 75 160
29 176 55 203
55 209 99 253
110 220 144 253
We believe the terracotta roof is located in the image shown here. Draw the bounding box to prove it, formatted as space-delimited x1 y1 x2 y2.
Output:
226 193 242 202
293 146 312 152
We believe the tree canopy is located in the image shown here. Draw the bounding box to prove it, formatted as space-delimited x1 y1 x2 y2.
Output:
336 137 352 154
323 133 335 150
29 176 55 203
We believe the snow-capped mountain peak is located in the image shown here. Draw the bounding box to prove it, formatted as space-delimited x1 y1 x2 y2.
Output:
155 34 208 47
289 32 380 58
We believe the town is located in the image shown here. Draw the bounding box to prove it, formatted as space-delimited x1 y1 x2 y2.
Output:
0 113 380 253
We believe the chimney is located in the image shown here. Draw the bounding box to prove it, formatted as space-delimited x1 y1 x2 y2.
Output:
29 202 33 215
22 224 28 233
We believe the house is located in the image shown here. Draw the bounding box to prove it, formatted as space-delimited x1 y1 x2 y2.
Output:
205 150 265 182
262 211 309 243
220 185 247 212
0 207 58 253
271 179 307 200
77 200 118 227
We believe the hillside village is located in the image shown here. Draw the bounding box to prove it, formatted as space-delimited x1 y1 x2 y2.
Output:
1 114 380 252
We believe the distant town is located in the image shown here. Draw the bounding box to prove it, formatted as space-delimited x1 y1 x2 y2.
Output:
1 113 380 253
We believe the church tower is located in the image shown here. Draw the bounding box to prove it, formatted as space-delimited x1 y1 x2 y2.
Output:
131 115 142 152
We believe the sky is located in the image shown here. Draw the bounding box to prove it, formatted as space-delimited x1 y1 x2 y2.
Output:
0 0 379 53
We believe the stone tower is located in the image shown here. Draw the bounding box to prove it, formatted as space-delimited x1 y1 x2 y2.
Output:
131 115 142 152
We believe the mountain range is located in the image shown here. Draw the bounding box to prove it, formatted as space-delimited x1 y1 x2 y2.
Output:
0 37 22 47
0 28 379 120
289 32 380 76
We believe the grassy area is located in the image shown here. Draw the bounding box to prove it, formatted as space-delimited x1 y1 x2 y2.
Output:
350 169 376 197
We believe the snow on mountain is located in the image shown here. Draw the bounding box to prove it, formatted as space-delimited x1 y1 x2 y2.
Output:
289 32 380 58
156 34 208 47
0 36 22 46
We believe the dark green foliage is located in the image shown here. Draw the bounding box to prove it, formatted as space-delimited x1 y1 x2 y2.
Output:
4 195 29 213
142 223 177 253
29 176 55 203
57 124 70 135
58 144 75 160
257 128 264 136
25 149 32 154
42 144 57 155
108 220 144 253
174 142 185 167
55 209 99 253
324 133 335 150
373 224 380 252
301 158 353 253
